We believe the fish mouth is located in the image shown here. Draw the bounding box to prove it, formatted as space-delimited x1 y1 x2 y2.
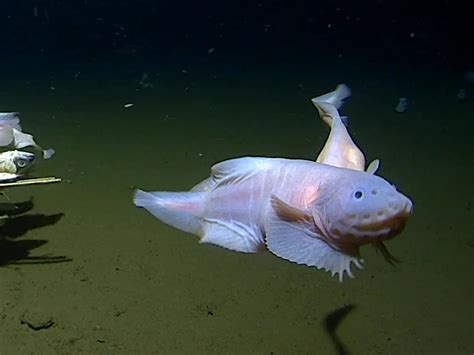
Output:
353 202 412 239
315 198 413 252
327 200 412 247
355 215 407 238
326 214 408 251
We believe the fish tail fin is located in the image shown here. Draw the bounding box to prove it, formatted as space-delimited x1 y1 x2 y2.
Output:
311 83 351 110
332 83 351 109
133 189 204 235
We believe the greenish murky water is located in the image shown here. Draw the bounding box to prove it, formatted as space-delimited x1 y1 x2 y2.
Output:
0 48 472 354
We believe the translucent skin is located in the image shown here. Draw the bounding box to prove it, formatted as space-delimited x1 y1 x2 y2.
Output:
134 157 413 279
195 158 412 254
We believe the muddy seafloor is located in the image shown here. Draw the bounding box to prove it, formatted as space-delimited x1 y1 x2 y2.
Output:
0 48 472 354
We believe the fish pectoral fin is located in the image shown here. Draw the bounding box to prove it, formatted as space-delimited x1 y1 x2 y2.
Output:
270 195 312 222
267 195 363 281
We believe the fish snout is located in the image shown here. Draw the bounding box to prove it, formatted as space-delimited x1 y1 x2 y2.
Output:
369 192 413 238
381 190 413 216
403 196 413 215
388 192 413 218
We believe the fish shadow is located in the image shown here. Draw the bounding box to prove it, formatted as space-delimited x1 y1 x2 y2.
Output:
0 199 71 266
323 304 356 355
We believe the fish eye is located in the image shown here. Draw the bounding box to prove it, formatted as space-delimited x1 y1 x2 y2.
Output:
354 190 363 199
17 159 28 168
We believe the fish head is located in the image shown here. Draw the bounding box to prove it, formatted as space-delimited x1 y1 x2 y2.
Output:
313 169 413 251
13 151 36 174
0 150 36 175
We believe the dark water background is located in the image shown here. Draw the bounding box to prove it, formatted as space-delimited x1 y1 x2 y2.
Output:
0 1 472 354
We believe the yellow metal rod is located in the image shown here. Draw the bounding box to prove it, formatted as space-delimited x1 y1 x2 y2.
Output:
0 177 62 188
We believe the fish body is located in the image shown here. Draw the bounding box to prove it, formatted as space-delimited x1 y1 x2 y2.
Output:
134 157 412 280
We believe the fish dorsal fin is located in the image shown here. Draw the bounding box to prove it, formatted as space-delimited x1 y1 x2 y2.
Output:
192 157 274 192
266 195 364 281
312 101 365 171
190 177 213 192
366 159 380 175
210 157 272 187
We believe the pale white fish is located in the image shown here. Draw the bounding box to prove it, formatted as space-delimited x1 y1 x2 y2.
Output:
311 85 379 174
134 157 412 281
0 113 55 159
312 100 365 171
